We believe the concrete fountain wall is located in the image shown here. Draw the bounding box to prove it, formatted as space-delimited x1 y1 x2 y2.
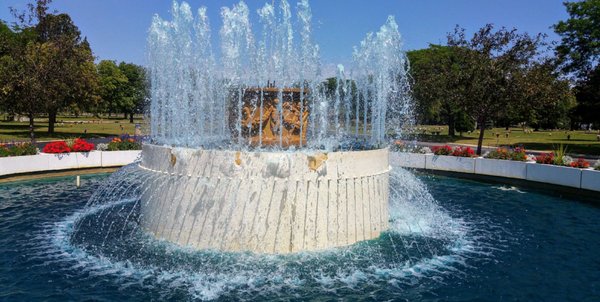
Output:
139 144 390 254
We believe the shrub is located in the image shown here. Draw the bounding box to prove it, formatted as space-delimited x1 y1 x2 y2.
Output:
71 138 95 152
486 148 511 160
486 147 528 161
432 145 452 155
569 158 590 169
552 144 568 166
510 147 527 161
107 137 142 151
0 143 38 157
535 153 554 164
451 146 475 157
42 141 71 154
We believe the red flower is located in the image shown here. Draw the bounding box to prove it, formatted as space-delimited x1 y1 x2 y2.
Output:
451 146 475 157
570 158 590 168
432 145 453 155
71 138 95 152
535 153 554 165
42 141 71 154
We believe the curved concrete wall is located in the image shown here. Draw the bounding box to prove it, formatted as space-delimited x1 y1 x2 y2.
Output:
391 152 600 192
139 144 390 254
0 151 141 177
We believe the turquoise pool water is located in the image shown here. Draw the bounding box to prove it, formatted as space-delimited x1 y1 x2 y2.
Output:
0 169 598 301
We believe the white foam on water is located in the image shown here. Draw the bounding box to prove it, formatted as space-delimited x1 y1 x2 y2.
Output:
493 185 526 193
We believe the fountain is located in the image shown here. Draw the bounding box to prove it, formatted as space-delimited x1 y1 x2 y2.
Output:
3 2 598 300
139 0 412 253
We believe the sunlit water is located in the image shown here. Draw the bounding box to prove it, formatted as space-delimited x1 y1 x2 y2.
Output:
1 167 598 301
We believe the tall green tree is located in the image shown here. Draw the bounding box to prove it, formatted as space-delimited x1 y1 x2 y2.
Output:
513 61 576 130
0 21 17 120
447 24 547 155
34 13 99 133
554 0 600 128
553 0 600 77
572 65 600 127
0 0 98 140
408 45 470 136
0 21 40 141
97 60 128 117
118 62 148 123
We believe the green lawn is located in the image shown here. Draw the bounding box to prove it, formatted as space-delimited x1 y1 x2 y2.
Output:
414 125 600 155
0 115 145 142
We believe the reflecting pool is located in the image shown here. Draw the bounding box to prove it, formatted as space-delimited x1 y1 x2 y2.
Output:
0 169 598 301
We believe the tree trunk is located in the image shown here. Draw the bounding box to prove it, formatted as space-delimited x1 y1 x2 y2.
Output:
28 112 36 144
448 114 456 137
124 112 128 119
48 111 57 134
477 117 486 155
129 112 134 123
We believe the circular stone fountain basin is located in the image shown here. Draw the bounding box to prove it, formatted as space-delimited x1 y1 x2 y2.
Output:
139 144 390 253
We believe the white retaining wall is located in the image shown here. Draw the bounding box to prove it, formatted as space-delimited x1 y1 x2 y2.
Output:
392 152 600 192
0 151 141 177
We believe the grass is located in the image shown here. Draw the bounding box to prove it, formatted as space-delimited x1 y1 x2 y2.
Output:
414 125 600 156
0 115 146 142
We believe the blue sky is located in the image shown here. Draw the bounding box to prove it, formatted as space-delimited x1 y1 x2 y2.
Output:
0 0 569 66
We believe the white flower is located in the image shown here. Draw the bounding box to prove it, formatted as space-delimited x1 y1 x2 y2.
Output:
96 143 108 151
562 155 573 166
419 147 432 154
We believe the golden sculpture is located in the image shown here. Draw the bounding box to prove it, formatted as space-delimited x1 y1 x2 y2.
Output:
231 87 310 147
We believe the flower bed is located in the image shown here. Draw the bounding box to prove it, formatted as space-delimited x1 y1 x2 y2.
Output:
0 143 38 157
97 137 142 151
72 138 95 152
42 141 71 153
431 145 475 157
485 147 528 161
535 152 591 169
570 158 590 169
42 138 95 154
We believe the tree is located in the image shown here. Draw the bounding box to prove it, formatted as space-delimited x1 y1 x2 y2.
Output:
408 45 469 136
554 0 600 77
1 0 99 140
34 13 99 133
0 21 16 119
514 61 576 130
0 22 41 141
448 25 547 155
118 62 148 123
572 65 600 128
97 60 128 117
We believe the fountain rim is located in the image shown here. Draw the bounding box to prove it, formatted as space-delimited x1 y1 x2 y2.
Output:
139 143 391 182
141 143 390 155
